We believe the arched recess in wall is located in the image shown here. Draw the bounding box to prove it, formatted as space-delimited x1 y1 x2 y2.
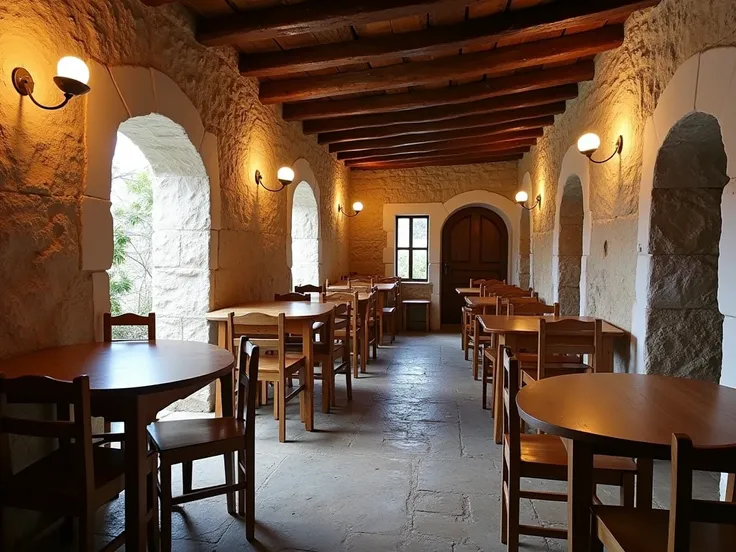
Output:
287 158 321 288
553 145 593 315
519 172 533 290
631 48 736 386
82 63 221 347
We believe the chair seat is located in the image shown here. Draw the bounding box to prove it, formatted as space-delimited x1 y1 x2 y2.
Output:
259 352 306 373
594 505 736 552
507 434 637 473
149 417 246 454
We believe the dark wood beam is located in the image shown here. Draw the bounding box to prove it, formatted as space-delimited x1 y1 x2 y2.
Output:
345 146 529 168
338 134 539 161
259 26 623 103
284 62 592 121
345 144 534 165
318 103 566 144
349 153 525 170
329 116 554 153
197 0 484 46
242 1 657 78
305 85 576 135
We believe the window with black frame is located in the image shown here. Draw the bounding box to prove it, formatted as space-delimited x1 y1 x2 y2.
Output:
396 215 429 281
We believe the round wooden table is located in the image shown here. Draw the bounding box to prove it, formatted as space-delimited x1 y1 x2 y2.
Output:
0 340 234 552
516 373 736 552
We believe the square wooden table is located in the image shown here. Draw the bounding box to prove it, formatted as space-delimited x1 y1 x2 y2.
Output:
455 286 481 297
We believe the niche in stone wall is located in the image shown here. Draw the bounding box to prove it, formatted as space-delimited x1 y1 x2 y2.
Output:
557 175 584 315
644 112 728 382
291 181 320 289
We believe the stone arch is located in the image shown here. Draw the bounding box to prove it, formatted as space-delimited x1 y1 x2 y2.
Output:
286 158 321 288
557 176 584 315
553 145 592 314
82 63 221 343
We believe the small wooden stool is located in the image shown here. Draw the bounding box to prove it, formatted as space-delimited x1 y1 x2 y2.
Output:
402 299 430 332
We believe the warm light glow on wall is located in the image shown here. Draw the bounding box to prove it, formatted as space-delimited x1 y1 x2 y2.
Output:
57 56 90 85
577 133 601 156
515 191 529 203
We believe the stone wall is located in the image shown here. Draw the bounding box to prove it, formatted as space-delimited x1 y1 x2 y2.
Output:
557 176 584 315
518 0 736 341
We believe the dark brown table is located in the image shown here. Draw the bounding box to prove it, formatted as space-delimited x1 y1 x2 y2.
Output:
516 373 736 552
0 340 234 552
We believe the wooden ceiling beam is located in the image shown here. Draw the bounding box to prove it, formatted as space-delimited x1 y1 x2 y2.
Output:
259 26 623 104
350 153 525 170
242 1 657 78
197 0 484 46
329 116 554 153
346 147 531 167
284 62 592 121
337 133 540 161
318 102 566 144
306 85 576 135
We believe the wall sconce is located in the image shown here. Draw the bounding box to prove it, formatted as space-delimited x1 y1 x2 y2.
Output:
255 166 294 192
338 202 363 218
515 191 541 211
577 133 624 164
12 56 91 110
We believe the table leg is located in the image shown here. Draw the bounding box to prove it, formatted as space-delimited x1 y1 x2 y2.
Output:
124 397 149 552
635 457 654 509
727 473 735 502
220 369 235 513
302 320 315 431
567 438 594 552
493 334 510 445
322 312 334 414
215 321 227 417
361 306 369 373
600 336 614 373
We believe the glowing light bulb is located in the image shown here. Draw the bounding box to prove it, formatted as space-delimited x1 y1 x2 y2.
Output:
352 201 364 213
57 56 90 85
277 166 295 185
515 191 529 204
577 133 601 156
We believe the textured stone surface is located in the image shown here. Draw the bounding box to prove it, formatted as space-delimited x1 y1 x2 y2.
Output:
648 254 719 309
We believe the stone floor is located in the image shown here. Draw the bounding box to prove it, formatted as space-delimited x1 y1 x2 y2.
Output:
84 332 720 551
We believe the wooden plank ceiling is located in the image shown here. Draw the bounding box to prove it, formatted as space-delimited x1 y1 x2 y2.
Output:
144 0 659 170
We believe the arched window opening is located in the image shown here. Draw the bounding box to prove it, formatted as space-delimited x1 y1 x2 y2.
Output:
557 176 584 315
291 181 320 289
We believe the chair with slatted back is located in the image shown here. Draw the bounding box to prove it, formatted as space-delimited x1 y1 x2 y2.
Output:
227 312 306 443
469 305 494 380
313 299 352 409
500 348 636 551
0 374 158 552
508 302 560 316
470 278 505 287
295 284 324 295
148 337 259 550
347 285 378 366
274 292 310 302
593 433 736 552
375 277 400 344
322 291 360 380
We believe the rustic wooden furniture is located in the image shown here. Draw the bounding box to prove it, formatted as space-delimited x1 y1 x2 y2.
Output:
455 287 482 297
228 312 307 442
500 350 636 551
207 300 334 422
329 281 397 348
316 300 352 407
0 340 233 552
148 337 259 550
508 301 559 316
0 374 158 552
294 284 324 294
593 433 736 552
516 373 736 552
322 291 361 379
375 277 400 345
402 299 430 332
274 292 310 302
469 305 494 379
478 315 625 444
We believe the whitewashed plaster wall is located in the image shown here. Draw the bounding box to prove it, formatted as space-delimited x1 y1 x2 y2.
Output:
289 179 320 289
380 190 522 329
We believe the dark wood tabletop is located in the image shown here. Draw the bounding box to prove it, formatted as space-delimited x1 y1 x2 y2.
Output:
206 301 335 321
478 315 625 336
517 373 736 451
0 340 234 394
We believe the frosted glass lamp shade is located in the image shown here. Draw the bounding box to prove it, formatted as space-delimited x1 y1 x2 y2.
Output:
515 191 529 204
277 166 295 185
577 133 601 156
352 201 364 213
57 57 90 85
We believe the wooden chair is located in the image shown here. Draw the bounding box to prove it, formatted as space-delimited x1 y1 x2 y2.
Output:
322 291 360 379
593 433 736 552
0 374 158 552
469 307 494 380
227 313 307 443
500 349 636 551
470 278 505 287
148 337 259 550
508 302 560 316
313 298 352 408
295 284 324 294
274 292 310 302
375 277 399 345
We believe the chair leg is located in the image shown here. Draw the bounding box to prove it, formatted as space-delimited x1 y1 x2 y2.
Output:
345 349 353 402
245 448 256 541
273 382 279 420
481 354 489 410
621 473 635 507
78 511 95 552
148 457 160 552
506 458 520 551
260 381 268 406
237 450 245 516
278 379 287 443
472 342 480 381
182 461 193 494
160 460 173 552
501 458 508 545
322 360 331 414
224 452 235 515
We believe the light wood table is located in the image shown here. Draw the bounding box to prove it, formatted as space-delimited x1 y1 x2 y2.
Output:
464 296 500 309
207 301 335 425
517 373 736 552
455 286 481 297
478 315 626 443
0 340 234 552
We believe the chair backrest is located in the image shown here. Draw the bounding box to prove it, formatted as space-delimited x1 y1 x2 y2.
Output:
235 338 260 431
470 278 505 287
295 284 324 294
274 292 310 302
509 302 560 316
103 312 156 342
537 318 602 379
228 312 286 370
501 348 521 460
0 374 94 499
668 434 736 552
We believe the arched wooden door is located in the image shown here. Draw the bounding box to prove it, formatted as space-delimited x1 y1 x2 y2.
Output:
441 207 509 324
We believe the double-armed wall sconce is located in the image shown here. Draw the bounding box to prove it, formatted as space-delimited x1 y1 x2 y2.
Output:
255 166 295 192
577 133 624 164
13 56 91 110
338 202 364 218
515 191 541 211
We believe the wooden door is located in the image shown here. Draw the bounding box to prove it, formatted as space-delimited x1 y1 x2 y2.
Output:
441 207 508 324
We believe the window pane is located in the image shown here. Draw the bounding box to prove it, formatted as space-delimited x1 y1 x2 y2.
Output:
412 250 428 280
412 217 428 248
397 218 410 247
397 249 410 279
